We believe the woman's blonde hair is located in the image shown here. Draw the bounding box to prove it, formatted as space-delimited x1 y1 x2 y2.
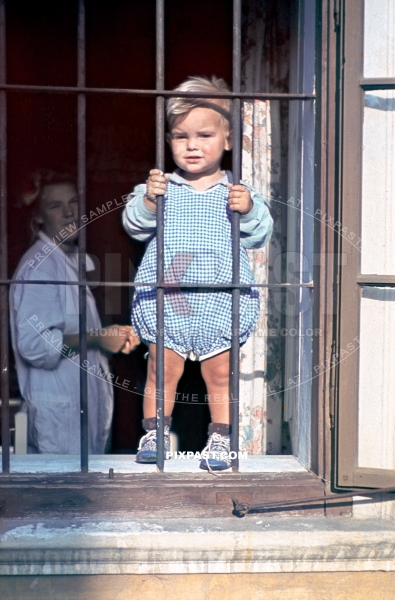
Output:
166 76 232 132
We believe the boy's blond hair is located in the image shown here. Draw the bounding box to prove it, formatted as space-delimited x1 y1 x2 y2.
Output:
166 76 232 132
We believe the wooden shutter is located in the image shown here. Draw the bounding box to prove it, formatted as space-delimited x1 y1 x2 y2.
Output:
337 0 395 488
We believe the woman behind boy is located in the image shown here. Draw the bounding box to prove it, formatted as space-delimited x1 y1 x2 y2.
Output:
10 170 139 454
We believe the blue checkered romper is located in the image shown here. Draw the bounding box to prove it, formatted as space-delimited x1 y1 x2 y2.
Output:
132 175 259 358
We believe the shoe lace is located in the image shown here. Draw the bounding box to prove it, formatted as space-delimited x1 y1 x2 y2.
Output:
201 432 230 477
137 429 156 451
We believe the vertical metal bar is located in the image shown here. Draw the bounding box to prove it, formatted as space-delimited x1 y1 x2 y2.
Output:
155 0 165 471
231 0 241 472
0 0 10 473
78 0 88 471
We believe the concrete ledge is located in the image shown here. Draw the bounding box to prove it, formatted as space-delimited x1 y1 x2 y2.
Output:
4 454 305 474
1 516 395 575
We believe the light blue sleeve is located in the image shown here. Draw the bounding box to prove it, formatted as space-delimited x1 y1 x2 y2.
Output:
239 182 273 249
11 263 65 370
122 184 157 243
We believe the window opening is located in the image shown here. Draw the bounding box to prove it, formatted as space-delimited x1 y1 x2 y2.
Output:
0 0 316 474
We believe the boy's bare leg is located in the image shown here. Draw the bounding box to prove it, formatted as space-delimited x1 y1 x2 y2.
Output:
143 343 185 418
200 350 231 425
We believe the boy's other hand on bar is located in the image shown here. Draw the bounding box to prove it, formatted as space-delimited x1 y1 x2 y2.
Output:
227 183 253 215
144 169 169 210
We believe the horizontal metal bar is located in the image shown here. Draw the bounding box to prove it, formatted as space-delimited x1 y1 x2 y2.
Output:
0 83 315 101
233 486 395 516
0 399 23 407
3 279 315 289
360 78 395 89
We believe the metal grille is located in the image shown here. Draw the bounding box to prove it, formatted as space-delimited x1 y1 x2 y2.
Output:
0 0 315 474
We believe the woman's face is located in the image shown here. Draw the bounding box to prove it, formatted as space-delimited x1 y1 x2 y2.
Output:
38 183 78 246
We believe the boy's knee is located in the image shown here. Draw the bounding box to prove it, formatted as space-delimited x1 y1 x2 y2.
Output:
164 362 183 386
202 362 229 388
147 358 183 386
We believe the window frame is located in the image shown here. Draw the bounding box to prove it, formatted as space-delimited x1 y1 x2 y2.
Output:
0 0 342 517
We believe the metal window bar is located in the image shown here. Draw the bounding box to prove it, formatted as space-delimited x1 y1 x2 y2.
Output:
0 84 314 100
0 0 316 473
0 0 10 474
155 0 165 471
77 0 89 472
0 281 315 289
231 0 242 471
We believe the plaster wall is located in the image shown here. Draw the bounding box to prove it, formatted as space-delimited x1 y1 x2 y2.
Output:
1 572 395 600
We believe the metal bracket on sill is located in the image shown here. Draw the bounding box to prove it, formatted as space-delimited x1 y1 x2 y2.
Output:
232 486 395 517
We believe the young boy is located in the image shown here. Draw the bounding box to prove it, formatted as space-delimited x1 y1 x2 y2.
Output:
123 76 273 470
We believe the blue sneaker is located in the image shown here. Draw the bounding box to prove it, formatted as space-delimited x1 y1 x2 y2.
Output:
136 426 170 464
199 432 232 472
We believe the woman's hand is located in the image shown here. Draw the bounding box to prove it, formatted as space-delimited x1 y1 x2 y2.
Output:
64 326 140 355
144 169 169 211
228 184 253 215
119 326 141 354
96 325 140 354
64 326 140 354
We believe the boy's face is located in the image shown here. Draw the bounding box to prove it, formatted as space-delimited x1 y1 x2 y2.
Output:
169 106 232 180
